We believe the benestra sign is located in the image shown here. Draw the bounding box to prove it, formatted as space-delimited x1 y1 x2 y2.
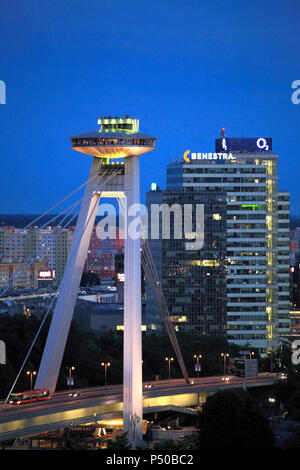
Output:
183 149 234 162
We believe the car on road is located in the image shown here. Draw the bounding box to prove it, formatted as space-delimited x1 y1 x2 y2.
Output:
222 376 231 383
278 372 288 380
68 391 80 398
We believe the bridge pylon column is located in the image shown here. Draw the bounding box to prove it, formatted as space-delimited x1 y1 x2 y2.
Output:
123 155 143 447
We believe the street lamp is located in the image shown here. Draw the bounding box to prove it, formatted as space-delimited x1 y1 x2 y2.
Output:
268 397 276 418
66 366 75 388
101 362 111 385
193 354 203 376
220 353 229 375
26 370 36 390
165 357 174 380
267 351 275 372
250 351 255 359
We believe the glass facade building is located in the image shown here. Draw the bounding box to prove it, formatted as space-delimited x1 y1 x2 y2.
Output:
146 189 227 336
146 136 290 355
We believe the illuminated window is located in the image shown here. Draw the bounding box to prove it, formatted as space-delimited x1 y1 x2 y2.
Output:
186 260 220 267
116 325 146 331
178 316 187 323
213 214 221 220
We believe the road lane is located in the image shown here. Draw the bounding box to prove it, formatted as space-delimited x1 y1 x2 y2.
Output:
0 373 277 422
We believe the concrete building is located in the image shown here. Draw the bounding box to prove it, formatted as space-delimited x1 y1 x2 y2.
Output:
74 298 146 337
0 261 48 290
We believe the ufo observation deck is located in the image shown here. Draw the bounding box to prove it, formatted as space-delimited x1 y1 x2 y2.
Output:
70 116 157 160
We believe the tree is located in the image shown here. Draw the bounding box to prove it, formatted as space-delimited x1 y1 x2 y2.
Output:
57 435 91 450
198 389 274 449
284 426 300 449
153 434 197 450
106 432 131 450
80 272 100 286
273 369 300 407
286 390 300 421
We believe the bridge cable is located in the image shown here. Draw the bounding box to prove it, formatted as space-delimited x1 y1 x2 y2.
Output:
116 197 190 384
0 198 82 261
0 172 100 251
0 199 82 297
2 195 100 409
2 168 121 408
141 243 190 384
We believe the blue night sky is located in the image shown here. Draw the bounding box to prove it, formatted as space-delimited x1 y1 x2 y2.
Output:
0 0 299 214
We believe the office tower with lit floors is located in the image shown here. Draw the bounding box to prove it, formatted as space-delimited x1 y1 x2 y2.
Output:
146 187 227 335
148 132 290 355
277 192 291 337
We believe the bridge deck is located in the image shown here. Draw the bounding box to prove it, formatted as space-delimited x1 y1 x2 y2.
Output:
0 374 277 442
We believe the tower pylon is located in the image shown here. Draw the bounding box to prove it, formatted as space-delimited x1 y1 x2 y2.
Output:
35 116 157 447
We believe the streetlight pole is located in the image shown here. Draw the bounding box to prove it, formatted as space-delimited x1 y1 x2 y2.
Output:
221 353 229 375
165 357 174 380
269 397 276 419
267 351 274 372
101 362 111 385
67 366 75 389
26 370 36 390
193 354 202 377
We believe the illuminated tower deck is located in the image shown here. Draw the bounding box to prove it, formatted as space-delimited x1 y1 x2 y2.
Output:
70 116 156 159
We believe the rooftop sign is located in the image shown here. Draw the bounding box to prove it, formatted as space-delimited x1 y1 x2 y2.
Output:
215 137 272 153
183 150 234 162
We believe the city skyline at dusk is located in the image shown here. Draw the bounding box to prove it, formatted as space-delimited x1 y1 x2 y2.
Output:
1 0 300 454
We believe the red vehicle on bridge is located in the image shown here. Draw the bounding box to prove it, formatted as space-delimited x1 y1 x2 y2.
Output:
9 389 50 405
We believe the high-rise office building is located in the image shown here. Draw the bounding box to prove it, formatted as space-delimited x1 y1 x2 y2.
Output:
277 192 291 337
146 133 290 355
146 188 227 335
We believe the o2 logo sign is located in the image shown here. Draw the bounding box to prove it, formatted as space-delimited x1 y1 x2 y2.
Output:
256 138 269 151
291 80 300 105
292 340 300 365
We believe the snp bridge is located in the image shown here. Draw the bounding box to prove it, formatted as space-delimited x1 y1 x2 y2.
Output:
0 374 278 443
0 115 192 448
0 116 275 447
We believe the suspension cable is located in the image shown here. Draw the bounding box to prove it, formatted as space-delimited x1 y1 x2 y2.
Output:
0 200 81 297
116 196 190 384
3 167 118 298
2 167 121 406
141 242 190 384
0 172 100 251
2 193 101 409
0 199 82 261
